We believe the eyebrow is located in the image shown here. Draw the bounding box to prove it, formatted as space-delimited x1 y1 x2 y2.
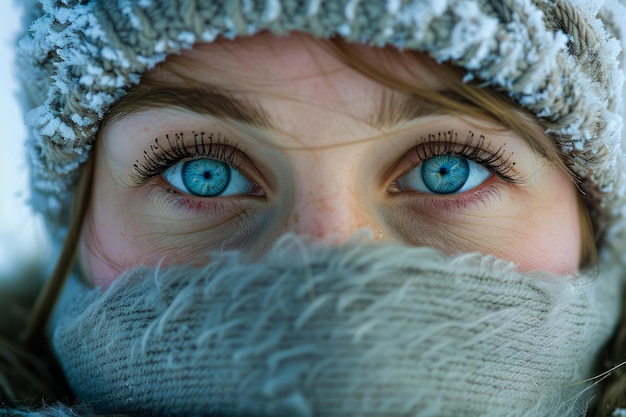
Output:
105 79 562 171
107 81 473 132
373 89 492 129
106 84 273 129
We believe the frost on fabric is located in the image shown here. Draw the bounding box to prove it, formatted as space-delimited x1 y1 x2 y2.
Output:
38 117 76 143
337 23 352 37
82 91 118 115
489 2 568 92
177 31 196 47
78 74 94 87
83 12 107 41
99 75 127 88
70 113 94 127
441 2 498 64
386 0 402 15
306 0 322 17
201 28 221 42
344 0 358 22
153 39 167 54
262 0 281 23
120 0 143 30
388 0 447 44
572 0 605 15
242 0 255 14
223 16 238 38
136 52 168 67
101 46 131 69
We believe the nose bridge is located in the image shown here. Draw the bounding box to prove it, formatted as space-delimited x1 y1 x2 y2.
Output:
287 152 371 244
290 185 367 244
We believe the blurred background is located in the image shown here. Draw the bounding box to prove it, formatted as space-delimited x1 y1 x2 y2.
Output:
0 2 49 276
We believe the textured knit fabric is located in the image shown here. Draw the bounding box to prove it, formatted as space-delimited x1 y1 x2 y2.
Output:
15 0 626 258
52 238 621 417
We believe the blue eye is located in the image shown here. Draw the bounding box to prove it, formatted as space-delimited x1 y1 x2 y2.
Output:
163 158 255 197
397 155 491 194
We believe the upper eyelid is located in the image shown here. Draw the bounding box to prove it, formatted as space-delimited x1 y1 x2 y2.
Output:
385 129 523 186
131 131 247 185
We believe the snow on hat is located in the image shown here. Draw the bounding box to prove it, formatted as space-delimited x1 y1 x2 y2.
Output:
16 0 626 258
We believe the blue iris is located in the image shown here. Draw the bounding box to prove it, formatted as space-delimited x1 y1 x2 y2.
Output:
421 155 469 194
396 153 490 195
163 157 256 197
181 159 231 197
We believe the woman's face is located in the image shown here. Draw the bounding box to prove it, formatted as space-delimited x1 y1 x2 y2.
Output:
81 33 582 287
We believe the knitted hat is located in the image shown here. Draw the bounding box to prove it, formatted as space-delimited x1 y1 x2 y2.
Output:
17 0 626 257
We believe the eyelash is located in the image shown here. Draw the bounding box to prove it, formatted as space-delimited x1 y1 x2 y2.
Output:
132 131 244 185
403 129 521 184
132 128 520 208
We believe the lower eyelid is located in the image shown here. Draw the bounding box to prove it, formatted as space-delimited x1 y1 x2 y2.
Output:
388 177 504 211
144 182 259 219
426 186 503 212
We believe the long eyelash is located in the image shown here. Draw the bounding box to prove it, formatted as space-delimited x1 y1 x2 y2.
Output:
132 131 242 184
414 130 520 183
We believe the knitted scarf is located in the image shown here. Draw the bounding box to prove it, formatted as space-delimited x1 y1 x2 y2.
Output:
50 237 621 416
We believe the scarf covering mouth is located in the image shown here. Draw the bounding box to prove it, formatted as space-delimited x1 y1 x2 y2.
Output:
52 237 621 417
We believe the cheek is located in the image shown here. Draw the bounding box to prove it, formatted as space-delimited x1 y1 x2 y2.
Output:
495 170 582 274
78 189 265 288
79 209 135 288
79 200 202 288
389 168 583 275
78 166 164 288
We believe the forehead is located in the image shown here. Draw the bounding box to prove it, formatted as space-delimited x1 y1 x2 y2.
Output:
124 33 464 148
144 32 447 105
108 33 554 157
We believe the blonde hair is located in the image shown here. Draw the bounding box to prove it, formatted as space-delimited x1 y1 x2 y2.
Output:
21 157 94 344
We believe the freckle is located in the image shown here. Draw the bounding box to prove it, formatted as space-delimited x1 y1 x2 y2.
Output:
293 213 300 224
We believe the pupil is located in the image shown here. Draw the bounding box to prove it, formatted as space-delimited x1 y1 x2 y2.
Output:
420 155 470 194
181 159 231 197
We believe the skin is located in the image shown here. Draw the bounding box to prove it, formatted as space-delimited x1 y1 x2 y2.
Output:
80 33 583 288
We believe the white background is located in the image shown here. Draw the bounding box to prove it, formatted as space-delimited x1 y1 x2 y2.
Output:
0 2 48 275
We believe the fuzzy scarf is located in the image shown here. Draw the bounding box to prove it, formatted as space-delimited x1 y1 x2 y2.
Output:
41 237 622 417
